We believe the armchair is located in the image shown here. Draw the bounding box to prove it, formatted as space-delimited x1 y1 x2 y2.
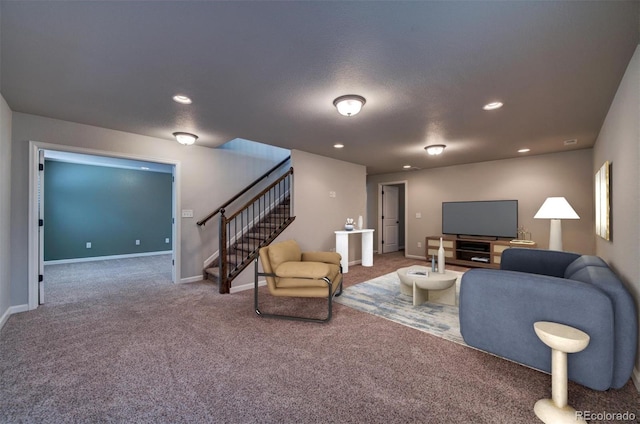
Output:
254 239 343 323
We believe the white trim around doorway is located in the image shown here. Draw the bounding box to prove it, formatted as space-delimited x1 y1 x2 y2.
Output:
27 140 182 310
377 180 409 258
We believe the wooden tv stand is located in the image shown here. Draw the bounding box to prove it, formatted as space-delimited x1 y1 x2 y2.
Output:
425 235 537 269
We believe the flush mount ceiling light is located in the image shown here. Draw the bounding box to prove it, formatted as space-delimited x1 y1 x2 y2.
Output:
173 132 198 145
173 94 192 104
483 101 503 110
425 144 446 156
518 148 531 153
333 95 366 116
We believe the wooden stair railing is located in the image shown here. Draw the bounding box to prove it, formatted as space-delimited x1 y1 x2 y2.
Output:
204 167 295 293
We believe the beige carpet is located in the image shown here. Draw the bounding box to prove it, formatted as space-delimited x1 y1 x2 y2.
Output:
0 253 637 423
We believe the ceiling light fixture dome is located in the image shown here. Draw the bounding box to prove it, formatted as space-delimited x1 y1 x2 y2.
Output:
173 132 198 145
333 95 366 116
425 144 446 156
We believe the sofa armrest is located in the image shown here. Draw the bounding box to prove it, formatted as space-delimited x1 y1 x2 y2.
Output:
302 251 342 266
275 261 331 279
500 248 580 277
459 268 615 390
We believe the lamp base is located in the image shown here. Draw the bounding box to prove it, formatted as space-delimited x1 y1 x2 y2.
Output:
548 219 563 251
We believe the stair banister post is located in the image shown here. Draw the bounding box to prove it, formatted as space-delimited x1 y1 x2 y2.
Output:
219 208 229 294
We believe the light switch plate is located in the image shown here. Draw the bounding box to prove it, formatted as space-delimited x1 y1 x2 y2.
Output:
135 240 140 245
182 209 194 218
86 242 91 249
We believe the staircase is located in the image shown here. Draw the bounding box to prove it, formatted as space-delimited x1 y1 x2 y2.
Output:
198 164 294 293
204 196 293 290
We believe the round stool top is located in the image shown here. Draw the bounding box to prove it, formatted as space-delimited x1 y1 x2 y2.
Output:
534 321 590 353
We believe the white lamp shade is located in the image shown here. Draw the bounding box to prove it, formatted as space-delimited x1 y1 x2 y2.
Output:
534 197 579 220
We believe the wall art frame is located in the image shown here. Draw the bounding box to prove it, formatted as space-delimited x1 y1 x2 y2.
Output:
595 160 610 240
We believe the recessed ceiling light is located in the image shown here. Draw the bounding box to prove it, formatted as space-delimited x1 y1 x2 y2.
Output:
334 143 344 149
483 101 503 111
518 148 530 153
173 95 192 104
403 165 412 169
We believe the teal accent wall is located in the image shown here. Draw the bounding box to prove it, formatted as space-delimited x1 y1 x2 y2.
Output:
44 160 172 261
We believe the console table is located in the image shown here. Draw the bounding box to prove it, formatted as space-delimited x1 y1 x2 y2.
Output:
335 229 375 273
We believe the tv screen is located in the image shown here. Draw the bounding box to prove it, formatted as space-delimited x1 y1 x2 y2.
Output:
442 200 518 238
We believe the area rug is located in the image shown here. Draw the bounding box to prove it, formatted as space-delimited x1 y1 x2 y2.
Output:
336 270 466 345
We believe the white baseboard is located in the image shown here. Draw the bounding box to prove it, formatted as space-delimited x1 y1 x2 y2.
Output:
632 366 640 392
231 280 266 293
45 251 172 265
405 254 426 260
0 304 30 331
179 275 204 284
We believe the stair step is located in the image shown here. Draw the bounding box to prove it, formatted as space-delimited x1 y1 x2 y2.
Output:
234 242 260 253
205 267 220 279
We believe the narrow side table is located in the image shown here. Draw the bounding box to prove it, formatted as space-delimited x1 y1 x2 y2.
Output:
533 321 590 424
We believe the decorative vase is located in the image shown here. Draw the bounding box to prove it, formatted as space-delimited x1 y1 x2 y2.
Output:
357 215 363 230
438 237 445 274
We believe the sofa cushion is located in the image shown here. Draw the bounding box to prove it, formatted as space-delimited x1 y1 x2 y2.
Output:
500 248 580 278
564 255 608 279
268 240 302 270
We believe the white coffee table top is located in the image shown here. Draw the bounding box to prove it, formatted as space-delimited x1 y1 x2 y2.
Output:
397 266 457 290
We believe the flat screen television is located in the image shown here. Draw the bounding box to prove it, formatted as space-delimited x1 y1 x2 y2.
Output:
442 200 518 238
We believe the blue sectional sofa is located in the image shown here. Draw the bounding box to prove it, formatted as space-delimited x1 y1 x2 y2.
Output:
459 248 637 391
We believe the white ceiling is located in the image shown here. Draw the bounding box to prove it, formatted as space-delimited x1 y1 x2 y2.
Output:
2 1 638 175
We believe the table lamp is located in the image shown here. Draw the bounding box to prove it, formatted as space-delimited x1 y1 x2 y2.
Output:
534 197 579 251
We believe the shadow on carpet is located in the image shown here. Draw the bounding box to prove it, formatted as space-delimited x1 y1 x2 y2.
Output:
336 270 466 345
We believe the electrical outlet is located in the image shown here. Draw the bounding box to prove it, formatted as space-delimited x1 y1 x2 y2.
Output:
135 240 140 245
165 238 170 244
86 242 92 249
417 241 422 248
416 212 422 219
329 191 336 198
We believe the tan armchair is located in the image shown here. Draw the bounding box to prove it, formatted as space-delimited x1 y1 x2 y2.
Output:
254 239 343 323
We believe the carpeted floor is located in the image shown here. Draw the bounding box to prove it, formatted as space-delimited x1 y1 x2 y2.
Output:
1 252 638 423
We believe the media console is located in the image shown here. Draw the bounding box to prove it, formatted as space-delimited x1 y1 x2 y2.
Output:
425 235 537 269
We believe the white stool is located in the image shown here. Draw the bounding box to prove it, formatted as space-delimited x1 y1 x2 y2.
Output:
533 321 590 424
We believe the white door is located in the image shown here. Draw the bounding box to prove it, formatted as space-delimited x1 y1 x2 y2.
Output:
382 185 399 253
38 149 45 304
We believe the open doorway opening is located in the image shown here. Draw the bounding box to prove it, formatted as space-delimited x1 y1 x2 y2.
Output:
377 181 407 255
28 142 180 309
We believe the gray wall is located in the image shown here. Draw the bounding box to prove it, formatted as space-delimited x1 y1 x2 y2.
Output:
10 113 289 306
593 45 640 378
44 160 172 260
368 149 595 258
0 94 12 322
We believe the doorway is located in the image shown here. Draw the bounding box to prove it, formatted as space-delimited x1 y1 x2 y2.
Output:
28 141 181 309
377 181 407 255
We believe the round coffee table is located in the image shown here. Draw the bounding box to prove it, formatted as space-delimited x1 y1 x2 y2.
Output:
397 266 458 306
